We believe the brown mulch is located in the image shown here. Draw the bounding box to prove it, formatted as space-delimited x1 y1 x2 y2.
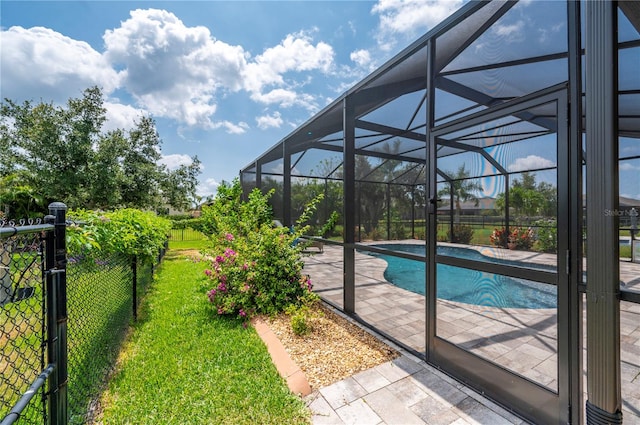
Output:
262 303 398 390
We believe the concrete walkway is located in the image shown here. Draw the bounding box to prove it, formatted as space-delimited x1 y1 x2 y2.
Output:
305 346 525 425
253 298 525 424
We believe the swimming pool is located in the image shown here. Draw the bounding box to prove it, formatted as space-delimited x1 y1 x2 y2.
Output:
361 244 557 309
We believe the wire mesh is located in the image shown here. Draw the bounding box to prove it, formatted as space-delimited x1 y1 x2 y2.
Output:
136 257 154 299
65 253 132 425
168 227 205 241
0 233 46 425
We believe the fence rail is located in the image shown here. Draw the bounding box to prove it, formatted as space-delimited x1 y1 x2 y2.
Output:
168 227 205 241
1 205 167 425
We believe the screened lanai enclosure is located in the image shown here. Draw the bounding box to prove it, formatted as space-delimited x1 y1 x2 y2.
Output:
241 1 640 424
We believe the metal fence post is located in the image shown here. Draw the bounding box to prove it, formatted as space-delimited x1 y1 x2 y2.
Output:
45 202 68 425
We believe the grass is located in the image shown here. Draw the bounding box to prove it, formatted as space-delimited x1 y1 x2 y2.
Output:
169 238 210 251
435 225 493 245
620 245 632 258
97 244 310 425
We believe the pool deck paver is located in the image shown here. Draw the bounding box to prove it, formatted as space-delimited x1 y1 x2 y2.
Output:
305 346 527 425
302 241 640 424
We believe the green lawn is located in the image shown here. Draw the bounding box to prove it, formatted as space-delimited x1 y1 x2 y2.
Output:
168 238 210 251
98 245 310 425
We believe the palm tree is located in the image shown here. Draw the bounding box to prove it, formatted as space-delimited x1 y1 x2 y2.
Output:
437 164 483 222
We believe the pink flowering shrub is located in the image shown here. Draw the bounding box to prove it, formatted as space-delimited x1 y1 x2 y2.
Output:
203 179 319 323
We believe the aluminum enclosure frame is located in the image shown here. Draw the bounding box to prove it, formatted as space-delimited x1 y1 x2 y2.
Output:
240 1 639 423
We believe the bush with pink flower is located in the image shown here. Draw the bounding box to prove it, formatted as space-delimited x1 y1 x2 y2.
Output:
202 179 319 323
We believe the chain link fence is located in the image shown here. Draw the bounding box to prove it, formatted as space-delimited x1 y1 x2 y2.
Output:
66 251 164 424
1 208 167 425
66 254 131 425
1 231 47 425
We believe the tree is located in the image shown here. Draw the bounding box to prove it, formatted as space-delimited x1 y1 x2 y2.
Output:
119 115 163 209
355 155 386 236
495 172 557 218
161 156 202 211
0 87 202 212
87 129 128 208
437 164 483 222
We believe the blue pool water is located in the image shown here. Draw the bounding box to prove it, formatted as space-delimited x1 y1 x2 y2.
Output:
361 244 557 309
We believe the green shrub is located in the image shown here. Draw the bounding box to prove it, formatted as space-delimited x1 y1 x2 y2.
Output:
103 209 171 260
67 209 109 257
510 227 535 250
489 226 535 249
332 224 344 239
68 208 170 260
200 180 273 237
290 313 309 336
165 214 193 221
318 211 339 238
286 304 312 336
448 224 474 244
366 226 384 241
391 221 407 240
171 217 203 231
534 219 557 253
203 179 321 323
285 295 320 336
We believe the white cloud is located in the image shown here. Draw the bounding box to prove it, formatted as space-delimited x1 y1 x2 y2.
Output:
488 19 527 45
256 111 283 130
350 49 373 69
538 22 564 44
620 162 640 171
242 31 335 106
250 88 318 111
348 21 358 36
257 32 333 74
197 177 220 198
2 8 339 135
0 26 120 103
371 0 463 50
160 153 194 170
102 10 335 126
103 9 247 129
508 155 556 172
494 20 524 37
103 101 146 132
212 121 249 135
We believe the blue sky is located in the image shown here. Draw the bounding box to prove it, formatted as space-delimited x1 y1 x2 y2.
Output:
1 0 465 198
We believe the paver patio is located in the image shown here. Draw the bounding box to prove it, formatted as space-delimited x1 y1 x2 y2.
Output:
303 241 640 424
